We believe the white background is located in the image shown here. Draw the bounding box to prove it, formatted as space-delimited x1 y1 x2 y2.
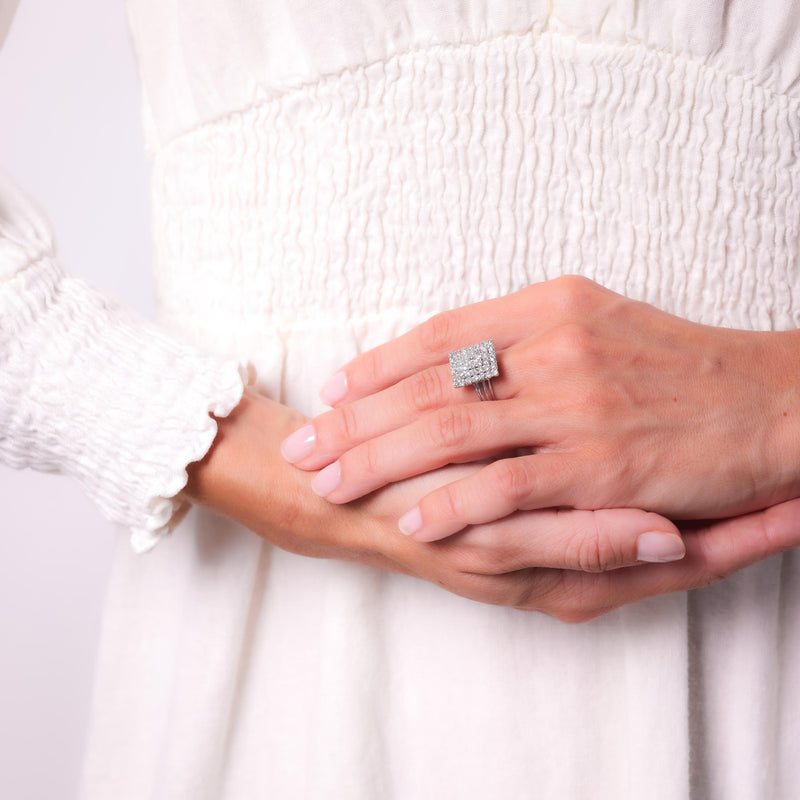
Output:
0 1 152 797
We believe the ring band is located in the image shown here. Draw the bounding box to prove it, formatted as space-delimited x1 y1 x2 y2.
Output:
448 340 499 401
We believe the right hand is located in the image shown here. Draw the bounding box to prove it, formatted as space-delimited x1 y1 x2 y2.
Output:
186 389 800 622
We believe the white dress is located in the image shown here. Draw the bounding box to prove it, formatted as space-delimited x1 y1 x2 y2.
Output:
3 1 800 798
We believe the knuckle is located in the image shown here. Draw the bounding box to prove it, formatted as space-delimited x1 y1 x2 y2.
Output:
506 566 616 620
356 438 383 480
752 510 794 560
334 402 361 445
552 607 591 624
556 321 599 361
550 588 602 622
454 546 506 578
530 572 605 623
692 536 736 588
421 311 459 355
405 368 447 413
429 406 474 450
491 458 534 504
359 350 385 391
565 514 622 573
570 528 604 574
550 274 598 312
434 483 463 523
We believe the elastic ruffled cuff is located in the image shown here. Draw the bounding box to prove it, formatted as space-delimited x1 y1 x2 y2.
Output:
127 358 247 553
0 256 246 552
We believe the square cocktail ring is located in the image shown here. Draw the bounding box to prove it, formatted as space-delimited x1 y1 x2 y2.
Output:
448 339 498 401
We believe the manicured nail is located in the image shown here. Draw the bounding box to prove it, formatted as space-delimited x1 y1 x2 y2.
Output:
398 507 422 536
280 425 316 463
320 371 348 405
636 532 686 563
311 461 341 497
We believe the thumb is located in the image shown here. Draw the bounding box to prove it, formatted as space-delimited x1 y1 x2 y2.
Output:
465 507 684 573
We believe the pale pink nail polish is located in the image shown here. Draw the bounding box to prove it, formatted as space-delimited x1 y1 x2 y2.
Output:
320 371 348 406
398 507 422 536
280 425 316 463
311 461 341 497
636 532 686 563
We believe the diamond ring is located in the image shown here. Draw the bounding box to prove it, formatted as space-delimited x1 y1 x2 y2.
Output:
448 340 499 401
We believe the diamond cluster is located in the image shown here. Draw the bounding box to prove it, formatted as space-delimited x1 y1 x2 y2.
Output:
448 340 498 388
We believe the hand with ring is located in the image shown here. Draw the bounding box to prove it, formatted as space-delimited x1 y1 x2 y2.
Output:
281 275 800 550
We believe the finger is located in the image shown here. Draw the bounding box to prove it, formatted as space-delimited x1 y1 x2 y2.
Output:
285 365 464 469
448 507 684 573
518 498 800 621
680 497 800 578
398 453 587 539
285 360 522 470
309 408 561 504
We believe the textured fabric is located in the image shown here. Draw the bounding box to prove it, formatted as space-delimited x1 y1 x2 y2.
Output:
3 0 800 798
150 28 800 338
126 0 800 152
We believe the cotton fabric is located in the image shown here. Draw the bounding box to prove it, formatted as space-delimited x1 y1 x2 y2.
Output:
2 1 800 798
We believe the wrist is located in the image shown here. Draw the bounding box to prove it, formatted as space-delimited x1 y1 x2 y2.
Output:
183 388 395 566
184 388 309 533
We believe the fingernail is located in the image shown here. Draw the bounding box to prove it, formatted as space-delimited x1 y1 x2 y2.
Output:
636 532 686 563
280 425 316 463
320 371 347 406
311 461 341 497
398 507 422 536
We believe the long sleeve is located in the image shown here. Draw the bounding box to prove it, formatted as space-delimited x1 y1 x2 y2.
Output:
0 167 245 552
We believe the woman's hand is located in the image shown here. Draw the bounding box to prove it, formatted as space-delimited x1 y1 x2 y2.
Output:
185 388 800 622
282 276 800 541
184 388 685 573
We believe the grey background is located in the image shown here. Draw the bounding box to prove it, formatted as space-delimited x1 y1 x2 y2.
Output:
0 1 152 797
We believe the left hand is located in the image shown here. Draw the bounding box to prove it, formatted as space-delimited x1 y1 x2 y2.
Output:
281 276 800 541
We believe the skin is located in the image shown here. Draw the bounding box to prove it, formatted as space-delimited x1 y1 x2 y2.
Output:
285 276 800 543
185 387 800 622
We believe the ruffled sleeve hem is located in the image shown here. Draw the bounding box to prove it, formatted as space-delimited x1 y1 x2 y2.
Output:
129 360 247 554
